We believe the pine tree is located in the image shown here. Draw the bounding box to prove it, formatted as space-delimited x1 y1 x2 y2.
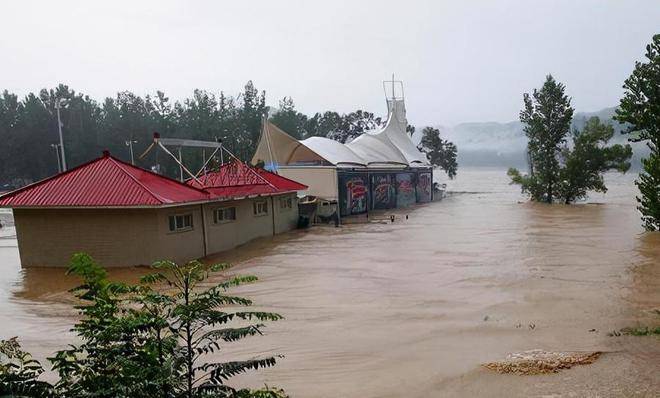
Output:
615 34 660 231
509 75 573 202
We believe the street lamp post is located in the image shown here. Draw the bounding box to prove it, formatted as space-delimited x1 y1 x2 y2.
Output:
55 98 68 171
125 140 138 165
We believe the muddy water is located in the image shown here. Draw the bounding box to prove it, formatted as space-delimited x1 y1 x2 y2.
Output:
0 169 658 397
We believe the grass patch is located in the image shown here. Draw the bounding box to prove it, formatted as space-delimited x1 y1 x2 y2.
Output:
609 326 660 336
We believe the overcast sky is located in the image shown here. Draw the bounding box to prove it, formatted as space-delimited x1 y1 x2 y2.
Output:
1 0 658 126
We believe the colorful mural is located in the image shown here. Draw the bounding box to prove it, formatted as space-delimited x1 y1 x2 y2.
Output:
338 173 368 216
396 173 416 207
416 172 432 203
370 173 397 209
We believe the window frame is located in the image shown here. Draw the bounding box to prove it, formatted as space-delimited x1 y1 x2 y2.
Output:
213 206 237 225
253 200 269 217
168 213 194 233
279 196 293 211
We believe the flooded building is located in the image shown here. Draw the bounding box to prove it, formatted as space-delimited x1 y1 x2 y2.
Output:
252 85 433 217
0 152 306 267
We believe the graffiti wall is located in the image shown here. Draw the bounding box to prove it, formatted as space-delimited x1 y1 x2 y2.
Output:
416 171 432 203
395 173 416 207
338 173 368 216
370 173 397 209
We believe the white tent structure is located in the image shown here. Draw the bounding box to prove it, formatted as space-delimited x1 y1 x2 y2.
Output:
252 80 433 214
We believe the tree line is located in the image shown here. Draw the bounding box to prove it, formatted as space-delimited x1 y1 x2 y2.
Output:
0 83 434 187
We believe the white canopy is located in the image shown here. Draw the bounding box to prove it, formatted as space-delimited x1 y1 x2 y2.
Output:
252 97 430 169
298 136 366 166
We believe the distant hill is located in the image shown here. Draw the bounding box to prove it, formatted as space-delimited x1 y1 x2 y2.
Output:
415 107 648 169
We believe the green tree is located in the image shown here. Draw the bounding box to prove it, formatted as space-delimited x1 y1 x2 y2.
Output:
34 254 286 398
49 253 165 398
304 111 343 138
328 110 382 143
509 75 574 202
614 34 660 230
417 126 458 179
0 337 54 398
139 260 283 398
556 117 632 204
509 107 632 204
270 97 308 139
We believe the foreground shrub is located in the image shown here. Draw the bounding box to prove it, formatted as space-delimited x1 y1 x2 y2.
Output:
0 253 284 398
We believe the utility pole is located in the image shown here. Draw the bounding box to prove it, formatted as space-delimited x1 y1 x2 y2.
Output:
55 98 67 171
50 144 62 173
125 140 138 165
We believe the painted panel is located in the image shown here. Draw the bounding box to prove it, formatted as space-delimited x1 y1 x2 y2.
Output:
338 173 368 216
370 173 396 210
396 173 416 207
416 171 432 203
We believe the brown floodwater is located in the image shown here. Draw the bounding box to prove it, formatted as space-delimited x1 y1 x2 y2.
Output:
0 168 658 397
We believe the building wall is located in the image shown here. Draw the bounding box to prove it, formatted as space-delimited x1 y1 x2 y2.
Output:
336 168 434 213
13 207 205 267
12 195 300 268
272 193 299 234
278 167 337 200
156 204 206 264
203 194 299 255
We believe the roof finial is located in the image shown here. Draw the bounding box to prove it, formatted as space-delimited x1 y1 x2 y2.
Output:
102 150 110 157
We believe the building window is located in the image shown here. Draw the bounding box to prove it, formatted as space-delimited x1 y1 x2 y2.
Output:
253 200 268 216
279 196 293 210
213 207 236 224
168 213 193 232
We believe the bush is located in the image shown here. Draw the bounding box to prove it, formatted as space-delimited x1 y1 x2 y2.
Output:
0 253 284 398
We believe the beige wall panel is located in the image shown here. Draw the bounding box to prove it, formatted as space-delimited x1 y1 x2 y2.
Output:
273 193 299 234
204 198 272 255
278 168 337 200
156 205 206 265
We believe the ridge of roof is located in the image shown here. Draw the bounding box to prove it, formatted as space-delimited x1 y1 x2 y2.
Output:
108 157 173 204
0 152 211 207
107 155 211 201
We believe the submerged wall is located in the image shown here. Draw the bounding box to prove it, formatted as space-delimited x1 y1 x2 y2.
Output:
13 194 300 268
337 168 433 216
13 207 205 267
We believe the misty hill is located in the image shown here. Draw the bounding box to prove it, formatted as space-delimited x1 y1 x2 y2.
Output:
422 107 648 169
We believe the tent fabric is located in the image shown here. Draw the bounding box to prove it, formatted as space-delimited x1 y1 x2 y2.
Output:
297 137 366 166
251 98 430 169
345 133 408 167
252 123 314 168
380 99 429 166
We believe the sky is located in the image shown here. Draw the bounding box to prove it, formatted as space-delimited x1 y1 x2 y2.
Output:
1 0 659 126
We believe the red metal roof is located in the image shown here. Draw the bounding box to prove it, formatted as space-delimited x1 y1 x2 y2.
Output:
0 153 210 208
188 161 307 199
